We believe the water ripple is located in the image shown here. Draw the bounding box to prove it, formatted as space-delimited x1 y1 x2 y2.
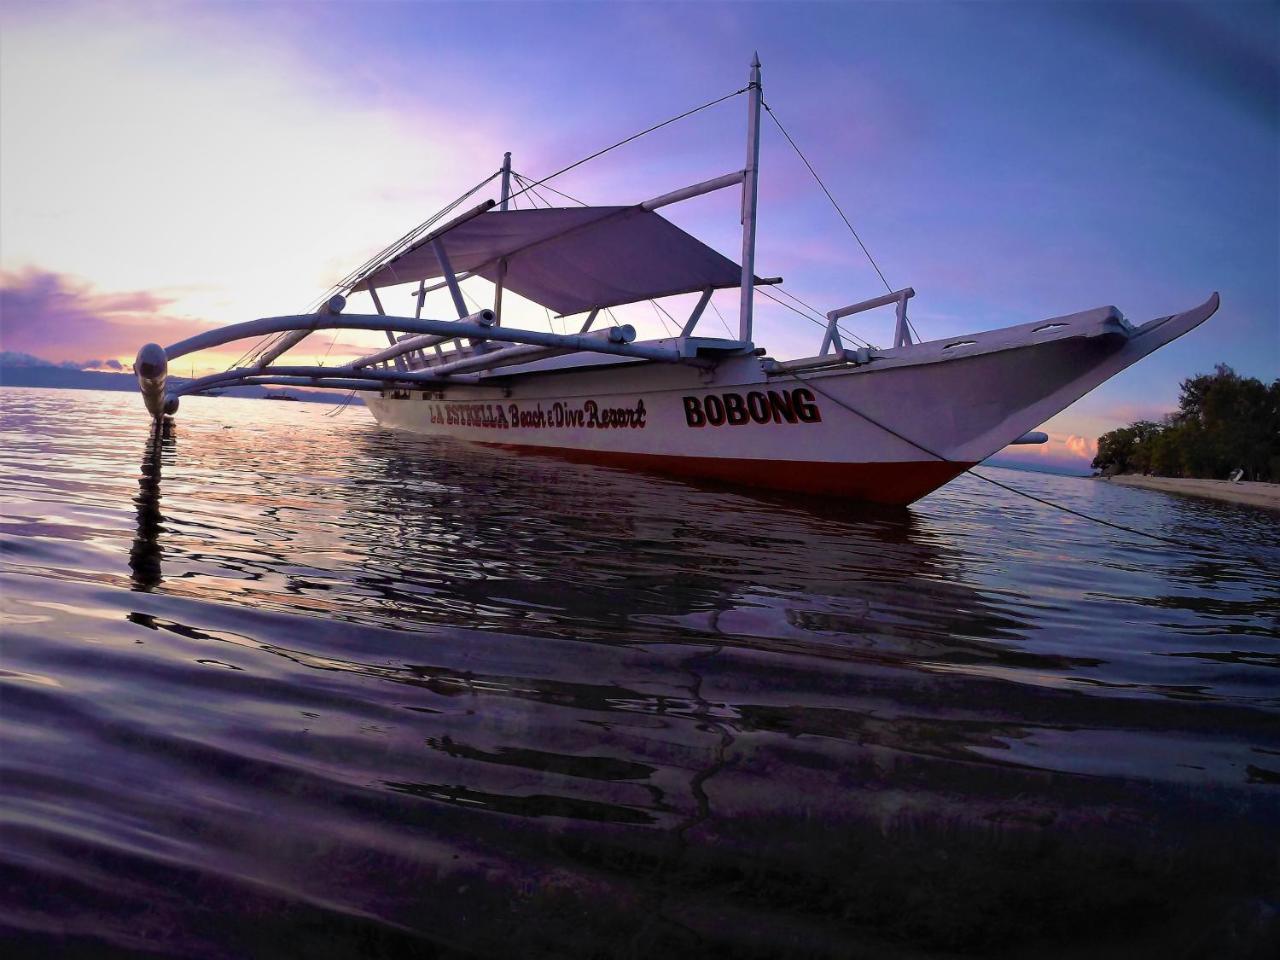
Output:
2 386 1277 958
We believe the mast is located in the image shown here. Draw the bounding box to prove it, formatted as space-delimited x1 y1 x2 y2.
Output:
499 151 512 212
739 52 762 343
496 151 512 325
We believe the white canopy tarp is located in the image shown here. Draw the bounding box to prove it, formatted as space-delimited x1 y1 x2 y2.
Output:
351 206 743 316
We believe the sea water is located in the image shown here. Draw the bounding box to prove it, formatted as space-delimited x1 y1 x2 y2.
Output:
2 387 1277 958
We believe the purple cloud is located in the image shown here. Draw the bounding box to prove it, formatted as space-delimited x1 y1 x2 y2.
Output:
0 267 209 366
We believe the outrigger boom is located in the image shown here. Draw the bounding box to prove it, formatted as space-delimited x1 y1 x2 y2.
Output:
135 55 1218 505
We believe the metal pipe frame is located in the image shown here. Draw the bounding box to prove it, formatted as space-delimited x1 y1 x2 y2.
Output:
350 198 496 293
499 151 512 212
766 347 873 374
493 257 507 326
351 309 495 369
251 294 347 370
361 169 770 325
408 272 475 298
415 325 632 377
171 364 484 399
367 286 409 370
827 287 917 321
191 375 387 394
642 170 745 211
431 238 470 319
417 343 569 378
821 287 916 355
161 312 702 370
681 288 715 336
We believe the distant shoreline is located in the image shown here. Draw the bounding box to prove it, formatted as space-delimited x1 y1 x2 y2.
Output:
1103 474 1280 511
0 369 359 405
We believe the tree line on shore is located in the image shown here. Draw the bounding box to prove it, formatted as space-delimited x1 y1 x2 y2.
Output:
1092 365 1280 482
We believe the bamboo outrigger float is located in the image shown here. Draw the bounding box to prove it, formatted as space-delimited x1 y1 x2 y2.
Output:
135 56 1218 505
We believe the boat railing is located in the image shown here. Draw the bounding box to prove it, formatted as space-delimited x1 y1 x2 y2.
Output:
820 287 916 355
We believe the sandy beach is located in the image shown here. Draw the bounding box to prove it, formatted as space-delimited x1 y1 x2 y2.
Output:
1105 474 1280 510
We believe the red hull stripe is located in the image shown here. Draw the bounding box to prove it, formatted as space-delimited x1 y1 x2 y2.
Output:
475 441 974 505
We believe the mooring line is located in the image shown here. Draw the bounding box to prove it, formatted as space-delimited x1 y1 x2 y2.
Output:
780 368 1267 567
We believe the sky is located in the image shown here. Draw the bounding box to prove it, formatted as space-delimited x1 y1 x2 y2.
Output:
1 0 1276 473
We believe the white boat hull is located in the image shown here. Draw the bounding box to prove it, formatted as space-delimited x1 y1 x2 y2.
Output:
364 296 1218 505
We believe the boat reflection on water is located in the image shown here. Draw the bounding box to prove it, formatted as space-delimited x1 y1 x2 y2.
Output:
128 421 174 591
97 417 1280 957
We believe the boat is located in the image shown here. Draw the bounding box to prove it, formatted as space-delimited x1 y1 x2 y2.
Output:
133 56 1217 506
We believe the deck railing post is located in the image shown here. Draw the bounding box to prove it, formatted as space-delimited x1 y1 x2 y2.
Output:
823 287 916 352
894 292 913 348
819 311 846 356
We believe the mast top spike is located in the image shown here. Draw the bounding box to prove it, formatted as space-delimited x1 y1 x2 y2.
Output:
751 51 760 69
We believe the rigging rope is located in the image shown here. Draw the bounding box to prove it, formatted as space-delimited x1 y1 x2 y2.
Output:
780 367 1266 565
207 84 1257 571
521 177 589 207
707 298 739 340
511 173 541 207
507 86 748 203
753 96 1234 561
317 327 341 366
325 168 502 304
322 389 358 417
226 170 504 375
761 286 873 349
761 99 920 344
756 287 872 349
648 300 677 338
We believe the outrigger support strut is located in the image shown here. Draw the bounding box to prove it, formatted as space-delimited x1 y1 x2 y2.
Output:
171 365 484 398
136 310 716 417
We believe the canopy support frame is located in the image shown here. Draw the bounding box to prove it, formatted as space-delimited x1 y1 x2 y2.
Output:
681 288 715 337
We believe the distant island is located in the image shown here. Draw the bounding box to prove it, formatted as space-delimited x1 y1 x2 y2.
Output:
0 352 360 405
1092 364 1279 483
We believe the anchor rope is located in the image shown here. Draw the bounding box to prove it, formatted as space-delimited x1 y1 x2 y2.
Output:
779 367 1262 565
